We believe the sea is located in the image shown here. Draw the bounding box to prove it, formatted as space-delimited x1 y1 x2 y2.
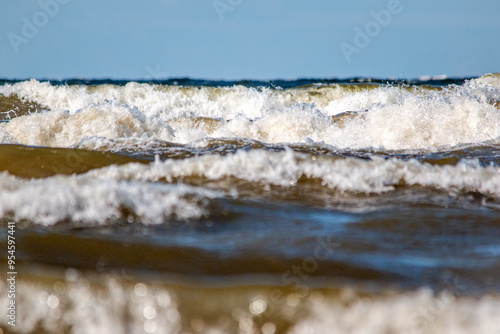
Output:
0 73 499 334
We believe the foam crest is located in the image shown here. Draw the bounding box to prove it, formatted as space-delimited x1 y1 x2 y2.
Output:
93 149 500 197
290 289 500 334
0 80 357 117
325 85 500 149
2 276 499 334
0 172 219 225
0 277 181 334
5 148 499 225
1 106 175 147
1 76 499 150
469 72 500 89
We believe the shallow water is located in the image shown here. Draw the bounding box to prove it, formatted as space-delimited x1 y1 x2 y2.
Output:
1 73 500 333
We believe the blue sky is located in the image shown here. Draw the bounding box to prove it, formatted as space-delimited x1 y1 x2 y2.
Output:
1 0 499 80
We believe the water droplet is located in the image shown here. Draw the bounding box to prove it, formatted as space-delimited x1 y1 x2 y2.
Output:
262 322 276 334
157 290 171 307
38 291 49 304
249 297 267 315
144 320 157 333
143 306 157 320
47 295 60 309
134 283 147 297
239 317 254 332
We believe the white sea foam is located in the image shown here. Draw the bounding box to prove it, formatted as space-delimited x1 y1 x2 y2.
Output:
0 276 181 334
418 74 448 81
91 149 500 198
470 72 500 89
1 74 499 150
0 172 219 225
1 149 499 225
289 289 500 334
1 277 499 334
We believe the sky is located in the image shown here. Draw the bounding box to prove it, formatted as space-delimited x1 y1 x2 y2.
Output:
0 0 499 80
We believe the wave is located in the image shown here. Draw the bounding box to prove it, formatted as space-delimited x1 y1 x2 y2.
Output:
0 172 220 225
2 273 499 334
2 74 499 334
0 74 499 150
290 289 500 334
91 149 500 198
2 148 500 225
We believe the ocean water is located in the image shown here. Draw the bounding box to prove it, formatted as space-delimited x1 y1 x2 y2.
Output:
0 73 500 333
